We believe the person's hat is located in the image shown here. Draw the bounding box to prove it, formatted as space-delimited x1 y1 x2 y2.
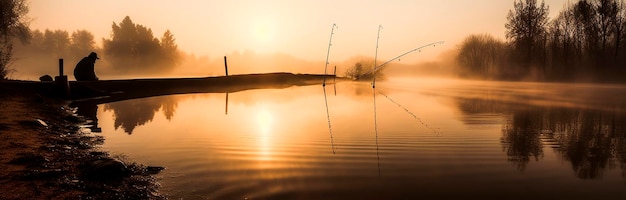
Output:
88 52 100 59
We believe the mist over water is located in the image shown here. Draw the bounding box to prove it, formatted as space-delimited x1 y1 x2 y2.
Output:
10 47 451 81
82 78 626 199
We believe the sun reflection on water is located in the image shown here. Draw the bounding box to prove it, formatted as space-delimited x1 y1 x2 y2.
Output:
256 109 273 135
255 108 274 161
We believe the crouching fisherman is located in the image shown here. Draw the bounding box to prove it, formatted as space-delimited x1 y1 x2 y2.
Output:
74 52 100 81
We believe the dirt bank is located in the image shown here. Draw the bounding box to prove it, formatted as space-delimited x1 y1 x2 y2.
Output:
0 82 165 199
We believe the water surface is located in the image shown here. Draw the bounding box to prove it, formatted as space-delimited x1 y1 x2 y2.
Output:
88 78 626 199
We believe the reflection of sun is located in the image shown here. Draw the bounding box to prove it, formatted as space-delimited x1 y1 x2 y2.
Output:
256 109 274 160
256 110 273 135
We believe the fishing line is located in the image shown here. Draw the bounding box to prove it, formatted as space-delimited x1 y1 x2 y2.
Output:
373 87 381 177
377 90 441 135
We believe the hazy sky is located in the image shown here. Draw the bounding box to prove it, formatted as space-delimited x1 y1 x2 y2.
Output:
29 0 568 63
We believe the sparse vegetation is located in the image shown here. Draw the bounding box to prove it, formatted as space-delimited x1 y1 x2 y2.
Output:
344 60 384 81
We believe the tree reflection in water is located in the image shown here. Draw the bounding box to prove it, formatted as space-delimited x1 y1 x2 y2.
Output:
548 109 622 179
457 98 626 179
103 95 179 134
501 107 544 171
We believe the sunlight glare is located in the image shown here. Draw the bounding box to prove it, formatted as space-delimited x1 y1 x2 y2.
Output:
256 109 274 135
255 109 274 161
250 19 276 52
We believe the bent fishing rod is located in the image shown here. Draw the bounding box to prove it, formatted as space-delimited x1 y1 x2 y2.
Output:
368 41 445 87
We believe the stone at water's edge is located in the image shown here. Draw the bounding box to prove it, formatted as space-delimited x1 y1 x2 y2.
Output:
82 158 131 181
35 119 48 127
146 166 165 174
39 75 53 82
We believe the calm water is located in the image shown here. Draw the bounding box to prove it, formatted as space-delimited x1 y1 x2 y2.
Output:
85 78 626 199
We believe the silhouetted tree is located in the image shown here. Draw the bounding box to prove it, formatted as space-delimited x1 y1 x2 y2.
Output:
544 0 626 81
587 0 625 76
42 29 70 57
344 58 386 81
102 16 180 74
69 30 96 61
611 1 626 63
574 0 599 67
15 29 86 61
455 0 626 82
0 0 30 79
547 6 578 78
505 0 550 76
345 62 364 80
595 0 617 58
159 30 180 67
457 34 509 79
26 29 44 52
10 28 100 77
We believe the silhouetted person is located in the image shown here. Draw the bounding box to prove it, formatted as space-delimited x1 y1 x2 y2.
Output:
74 52 100 81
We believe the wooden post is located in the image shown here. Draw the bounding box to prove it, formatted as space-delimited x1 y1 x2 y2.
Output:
55 58 70 97
224 56 229 76
225 93 229 115
59 59 64 76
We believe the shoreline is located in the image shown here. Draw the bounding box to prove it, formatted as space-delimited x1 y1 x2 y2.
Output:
0 73 342 199
0 84 165 199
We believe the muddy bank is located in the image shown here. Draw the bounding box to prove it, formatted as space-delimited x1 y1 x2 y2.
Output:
0 82 165 199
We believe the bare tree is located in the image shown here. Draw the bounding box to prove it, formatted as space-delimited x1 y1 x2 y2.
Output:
0 0 30 79
505 0 550 73
457 34 508 79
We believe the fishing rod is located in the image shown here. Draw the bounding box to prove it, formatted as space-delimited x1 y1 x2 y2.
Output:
367 41 445 87
323 23 338 86
373 25 383 88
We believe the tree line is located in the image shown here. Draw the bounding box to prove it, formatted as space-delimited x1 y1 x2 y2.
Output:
457 0 626 82
2 7 181 79
23 16 181 74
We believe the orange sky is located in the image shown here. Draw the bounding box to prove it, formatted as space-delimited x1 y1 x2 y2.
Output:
28 0 567 63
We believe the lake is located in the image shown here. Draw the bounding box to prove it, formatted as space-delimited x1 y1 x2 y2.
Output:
83 78 626 199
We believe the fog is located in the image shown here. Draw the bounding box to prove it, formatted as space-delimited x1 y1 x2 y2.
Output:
9 34 458 81
11 0 626 83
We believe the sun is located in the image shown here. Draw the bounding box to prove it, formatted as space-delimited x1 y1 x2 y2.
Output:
254 23 272 42
250 20 276 51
